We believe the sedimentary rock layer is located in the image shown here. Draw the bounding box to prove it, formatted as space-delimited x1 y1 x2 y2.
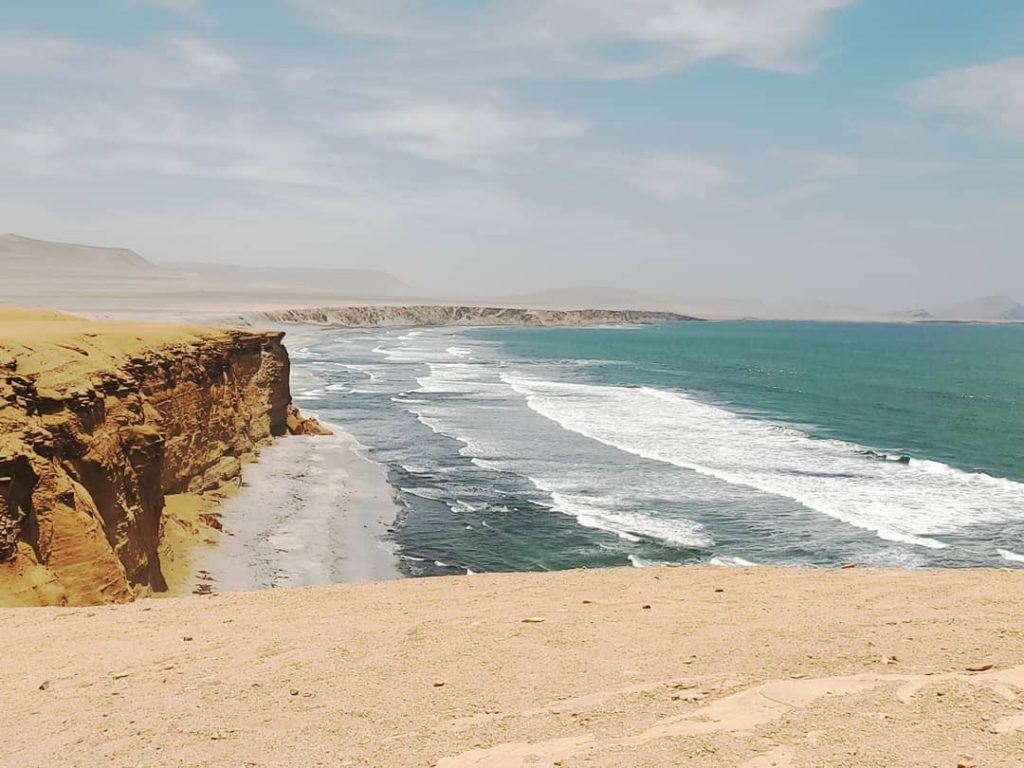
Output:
262 304 701 327
0 311 301 606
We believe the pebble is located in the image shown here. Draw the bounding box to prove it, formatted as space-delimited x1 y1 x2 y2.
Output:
521 617 546 623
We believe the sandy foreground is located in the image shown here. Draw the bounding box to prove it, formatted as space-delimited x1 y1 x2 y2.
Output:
2 567 1024 768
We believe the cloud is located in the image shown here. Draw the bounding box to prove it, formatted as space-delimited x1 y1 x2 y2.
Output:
4 100 342 187
0 32 339 188
123 0 210 23
352 101 588 159
0 33 83 75
772 149 861 180
164 36 239 77
907 57 1024 140
293 0 855 79
0 33 240 90
603 151 735 199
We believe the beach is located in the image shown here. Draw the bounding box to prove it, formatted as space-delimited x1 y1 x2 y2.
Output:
3 565 1024 767
180 428 401 595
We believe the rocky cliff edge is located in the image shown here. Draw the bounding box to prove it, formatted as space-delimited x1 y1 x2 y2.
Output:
0 310 322 606
261 305 702 327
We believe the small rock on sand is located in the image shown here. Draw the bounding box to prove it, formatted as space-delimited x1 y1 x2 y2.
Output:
522 617 546 623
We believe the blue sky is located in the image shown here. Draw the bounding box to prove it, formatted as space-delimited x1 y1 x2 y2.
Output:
1 1 1022 310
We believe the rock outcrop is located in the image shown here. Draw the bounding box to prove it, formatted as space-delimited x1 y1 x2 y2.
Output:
0 311 316 606
261 305 702 327
286 404 334 436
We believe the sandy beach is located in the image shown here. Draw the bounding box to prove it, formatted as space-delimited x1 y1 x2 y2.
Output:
181 428 401 595
3 565 1024 767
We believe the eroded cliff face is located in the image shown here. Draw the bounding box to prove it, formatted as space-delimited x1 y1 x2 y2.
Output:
262 305 702 328
0 320 298 606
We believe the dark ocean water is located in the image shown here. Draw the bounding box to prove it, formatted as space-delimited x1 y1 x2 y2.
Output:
288 321 1024 575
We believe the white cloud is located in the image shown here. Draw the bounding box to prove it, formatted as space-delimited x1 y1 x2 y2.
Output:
294 0 854 78
773 149 861 180
0 34 240 90
0 129 70 177
164 36 239 77
908 57 1024 139
605 152 735 199
352 101 587 159
124 0 209 23
6 101 341 187
0 33 82 75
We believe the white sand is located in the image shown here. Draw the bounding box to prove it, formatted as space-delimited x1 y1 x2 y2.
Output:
186 429 401 594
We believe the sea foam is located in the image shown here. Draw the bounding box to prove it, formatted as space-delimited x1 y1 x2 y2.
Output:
502 373 1024 550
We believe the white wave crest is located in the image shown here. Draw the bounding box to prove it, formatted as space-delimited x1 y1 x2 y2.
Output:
709 555 758 567
502 373 1024 550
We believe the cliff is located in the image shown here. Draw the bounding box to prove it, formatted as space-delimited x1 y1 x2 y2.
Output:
262 304 701 327
0 310 311 606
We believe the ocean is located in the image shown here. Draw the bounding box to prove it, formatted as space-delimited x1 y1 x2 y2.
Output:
288 321 1024 575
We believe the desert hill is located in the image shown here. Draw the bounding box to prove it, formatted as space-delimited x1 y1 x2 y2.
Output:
1 234 154 274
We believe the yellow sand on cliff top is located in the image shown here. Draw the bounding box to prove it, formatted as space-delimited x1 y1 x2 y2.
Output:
0 308 220 391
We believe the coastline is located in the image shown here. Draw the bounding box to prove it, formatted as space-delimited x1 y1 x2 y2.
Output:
179 424 401 595
4 565 1024 767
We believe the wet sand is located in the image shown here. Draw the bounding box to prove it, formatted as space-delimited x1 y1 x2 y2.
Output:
182 429 401 594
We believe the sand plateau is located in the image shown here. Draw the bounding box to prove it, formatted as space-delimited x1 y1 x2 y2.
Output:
2 567 1024 767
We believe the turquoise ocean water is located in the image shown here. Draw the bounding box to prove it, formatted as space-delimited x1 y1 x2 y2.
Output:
289 321 1024 574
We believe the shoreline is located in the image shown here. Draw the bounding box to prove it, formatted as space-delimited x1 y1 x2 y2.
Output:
4 565 1024 766
178 423 401 595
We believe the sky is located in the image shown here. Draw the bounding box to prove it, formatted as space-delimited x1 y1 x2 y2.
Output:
1 1 1022 310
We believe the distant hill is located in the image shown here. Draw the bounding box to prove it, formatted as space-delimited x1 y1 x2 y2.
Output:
0 234 418 313
0 233 154 274
492 285 679 311
924 296 1024 322
885 308 933 320
163 262 413 300
491 286 886 321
